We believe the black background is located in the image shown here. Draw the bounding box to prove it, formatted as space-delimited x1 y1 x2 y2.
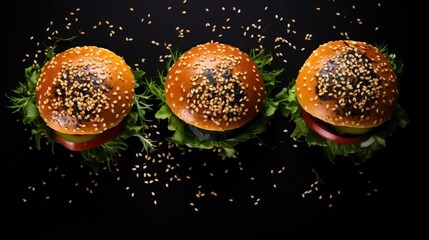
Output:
2 0 421 239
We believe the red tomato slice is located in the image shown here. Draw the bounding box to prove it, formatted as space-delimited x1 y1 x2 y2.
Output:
301 110 363 144
54 121 125 151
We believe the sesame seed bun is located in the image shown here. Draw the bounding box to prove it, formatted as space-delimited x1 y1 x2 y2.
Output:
295 40 399 128
36 46 135 135
165 41 266 132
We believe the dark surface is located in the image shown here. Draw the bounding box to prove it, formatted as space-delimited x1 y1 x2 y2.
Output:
2 0 421 239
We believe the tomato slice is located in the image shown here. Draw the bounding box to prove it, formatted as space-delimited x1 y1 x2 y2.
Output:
54 121 125 151
301 110 363 144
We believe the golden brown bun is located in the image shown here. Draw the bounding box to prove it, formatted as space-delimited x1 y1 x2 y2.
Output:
165 41 266 132
296 40 399 128
36 46 135 135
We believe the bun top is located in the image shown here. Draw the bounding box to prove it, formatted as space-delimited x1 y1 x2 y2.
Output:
36 46 135 135
164 41 266 132
295 40 399 128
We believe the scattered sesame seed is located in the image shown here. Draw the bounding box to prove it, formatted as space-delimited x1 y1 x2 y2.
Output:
16 1 390 217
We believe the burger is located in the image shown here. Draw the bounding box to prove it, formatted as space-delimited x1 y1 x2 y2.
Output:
9 41 153 170
281 40 409 163
146 41 286 158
